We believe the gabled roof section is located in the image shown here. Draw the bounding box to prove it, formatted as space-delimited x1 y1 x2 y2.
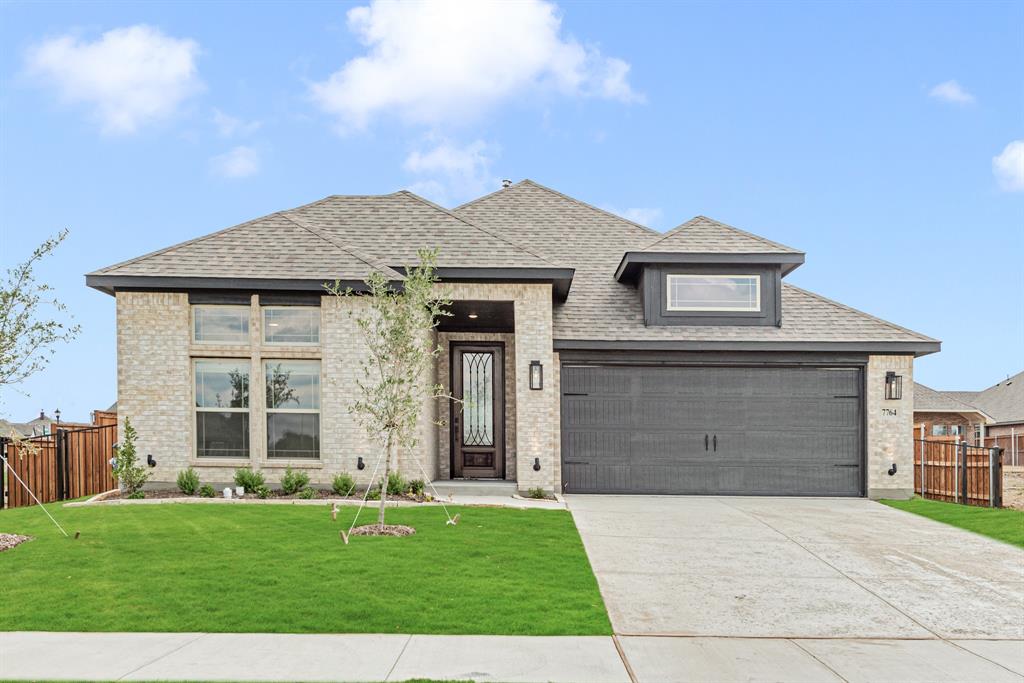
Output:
914 382 992 418
968 371 1024 424
643 215 802 254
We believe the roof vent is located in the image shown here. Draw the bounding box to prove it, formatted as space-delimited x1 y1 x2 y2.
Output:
501 179 512 188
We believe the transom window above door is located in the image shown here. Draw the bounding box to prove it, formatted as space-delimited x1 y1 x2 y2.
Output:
193 305 250 344
666 274 760 312
263 307 320 345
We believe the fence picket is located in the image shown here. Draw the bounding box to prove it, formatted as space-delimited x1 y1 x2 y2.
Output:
913 439 1003 507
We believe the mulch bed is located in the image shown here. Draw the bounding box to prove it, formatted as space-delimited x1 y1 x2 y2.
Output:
113 488 430 502
349 524 416 537
0 533 33 552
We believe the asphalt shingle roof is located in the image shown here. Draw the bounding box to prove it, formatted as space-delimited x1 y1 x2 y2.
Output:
914 383 989 415
456 180 936 345
914 372 1023 424
640 215 802 254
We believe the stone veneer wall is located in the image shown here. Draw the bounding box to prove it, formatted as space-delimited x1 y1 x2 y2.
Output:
436 331 517 481
866 354 914 499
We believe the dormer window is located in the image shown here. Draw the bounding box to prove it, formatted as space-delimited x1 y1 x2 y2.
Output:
666 274 760 312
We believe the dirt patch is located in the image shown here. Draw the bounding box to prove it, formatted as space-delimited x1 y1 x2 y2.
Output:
0 534 33 552
349 524 416 537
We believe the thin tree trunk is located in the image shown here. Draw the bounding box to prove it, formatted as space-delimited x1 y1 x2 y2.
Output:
378 431 393 529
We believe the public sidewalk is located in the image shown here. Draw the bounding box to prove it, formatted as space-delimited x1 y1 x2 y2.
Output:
4 631 1024 682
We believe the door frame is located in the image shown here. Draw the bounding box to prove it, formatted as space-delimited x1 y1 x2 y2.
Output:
450 341 506 479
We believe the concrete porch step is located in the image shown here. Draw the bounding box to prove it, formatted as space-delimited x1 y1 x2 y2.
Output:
429 479 517 497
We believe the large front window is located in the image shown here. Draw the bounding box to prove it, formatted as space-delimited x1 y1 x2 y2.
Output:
195 359 250 458
266 360 320 459
666 274 760 312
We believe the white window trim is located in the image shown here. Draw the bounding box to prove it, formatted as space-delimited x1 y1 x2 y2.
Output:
665 273 761 312
262 306 321 346
192 305 251 345
193 358 251 459
265 359 322 460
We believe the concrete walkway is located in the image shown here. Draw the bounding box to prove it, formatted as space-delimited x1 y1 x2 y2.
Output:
4 631 1024 682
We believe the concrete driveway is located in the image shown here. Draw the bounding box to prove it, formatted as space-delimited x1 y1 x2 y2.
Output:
568 496 1024 681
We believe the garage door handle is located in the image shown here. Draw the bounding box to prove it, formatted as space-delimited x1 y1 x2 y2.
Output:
704 434 709 451
713 435 717 452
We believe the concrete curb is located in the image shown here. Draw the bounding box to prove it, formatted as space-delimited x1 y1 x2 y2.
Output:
64 494 566 510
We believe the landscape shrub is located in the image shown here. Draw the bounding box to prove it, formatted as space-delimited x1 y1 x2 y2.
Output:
199 484 216 498
176 467 199 495
366 483 381 501
407 479 425 496
127 490 145 500
112 418 149 496
281 467 309 495
233 467 265 493
298 487 316 500
255 484 271 499
527 487 547 499
386 470 406 496
332 472 356 496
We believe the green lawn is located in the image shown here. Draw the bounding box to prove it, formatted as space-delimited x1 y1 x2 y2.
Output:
0 503 610 635
881 497 1024 548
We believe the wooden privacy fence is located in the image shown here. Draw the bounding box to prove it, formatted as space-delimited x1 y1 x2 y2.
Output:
985 433 1023 466
1 424 118 509
914 439 1003 507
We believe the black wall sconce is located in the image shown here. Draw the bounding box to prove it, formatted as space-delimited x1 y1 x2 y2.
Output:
146 454 157 468
357 456 365 470
529 360 543 390
885 371 903 400
533 457 541 471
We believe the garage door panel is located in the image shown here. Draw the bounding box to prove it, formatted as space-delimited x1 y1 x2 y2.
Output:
561 364 864 496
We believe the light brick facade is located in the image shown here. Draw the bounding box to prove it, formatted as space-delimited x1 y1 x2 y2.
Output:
866 354 914 499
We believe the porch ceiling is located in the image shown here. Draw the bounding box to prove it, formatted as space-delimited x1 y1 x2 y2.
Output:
438 300 515 333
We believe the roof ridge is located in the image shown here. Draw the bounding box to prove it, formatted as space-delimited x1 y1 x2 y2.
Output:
915 382 990 414
279 212 403 279
783 283 938 342
394 189 565 268
645 215 803 253
456 179 662 238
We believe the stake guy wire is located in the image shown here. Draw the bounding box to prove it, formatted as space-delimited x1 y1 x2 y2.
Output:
0 451 72 538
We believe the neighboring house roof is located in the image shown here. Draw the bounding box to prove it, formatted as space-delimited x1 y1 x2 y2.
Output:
456 180 937 352
914 382 991 418
87 178 939 355
969 371 1024 425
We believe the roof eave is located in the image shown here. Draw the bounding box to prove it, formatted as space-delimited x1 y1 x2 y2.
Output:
412 266 576 301
85 274 379 296
553 339 941 357
614 252 806 283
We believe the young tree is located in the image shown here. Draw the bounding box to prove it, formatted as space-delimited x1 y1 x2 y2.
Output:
327 249 451 530
0 230 80 399
112 417 149 497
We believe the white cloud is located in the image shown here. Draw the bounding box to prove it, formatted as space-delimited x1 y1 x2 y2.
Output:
25 25 201 134
310 0 642 131
212 108 262 137
210 146 260 179
601 205 662 227
403 139 499 204
993 140 1024 192
928 80 975 105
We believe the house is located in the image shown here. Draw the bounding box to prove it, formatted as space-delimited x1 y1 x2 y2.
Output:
913 371 1023 463
86 180 939 499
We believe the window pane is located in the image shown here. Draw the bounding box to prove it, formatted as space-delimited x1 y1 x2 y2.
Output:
668 275 760 311
265 360 320 409
195 360 249 408
194 306 249 343
462 352 494 446
196 412 249 458
267 413 320 459
264 307 319 344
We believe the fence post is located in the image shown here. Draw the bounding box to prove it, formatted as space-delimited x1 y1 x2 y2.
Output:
960 441 969 504
54 430 66 501
919 440 925 497
990 448 1003 508
0 437 6 511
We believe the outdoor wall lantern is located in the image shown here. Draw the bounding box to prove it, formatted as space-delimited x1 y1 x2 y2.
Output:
885 371 903 400
357 456 365 470
146 454 157 468
529 360 543 390
533 457 541 471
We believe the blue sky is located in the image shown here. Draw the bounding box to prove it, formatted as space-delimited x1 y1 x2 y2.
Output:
1 0 1021 422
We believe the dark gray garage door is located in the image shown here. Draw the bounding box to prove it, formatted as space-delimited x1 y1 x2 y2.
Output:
560 365 863 496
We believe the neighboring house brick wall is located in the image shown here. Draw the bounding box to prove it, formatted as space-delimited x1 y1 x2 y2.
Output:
866 355 914 499
912 412 980 442
988 423 1024 438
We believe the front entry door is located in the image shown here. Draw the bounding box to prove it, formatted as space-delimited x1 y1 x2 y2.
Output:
451 343 505 478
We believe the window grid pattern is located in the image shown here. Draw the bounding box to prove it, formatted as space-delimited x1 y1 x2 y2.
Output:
666 274 760 312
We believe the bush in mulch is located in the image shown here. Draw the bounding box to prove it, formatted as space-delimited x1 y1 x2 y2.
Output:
115 487 432 502
0 533 33 552
349 524 416 537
